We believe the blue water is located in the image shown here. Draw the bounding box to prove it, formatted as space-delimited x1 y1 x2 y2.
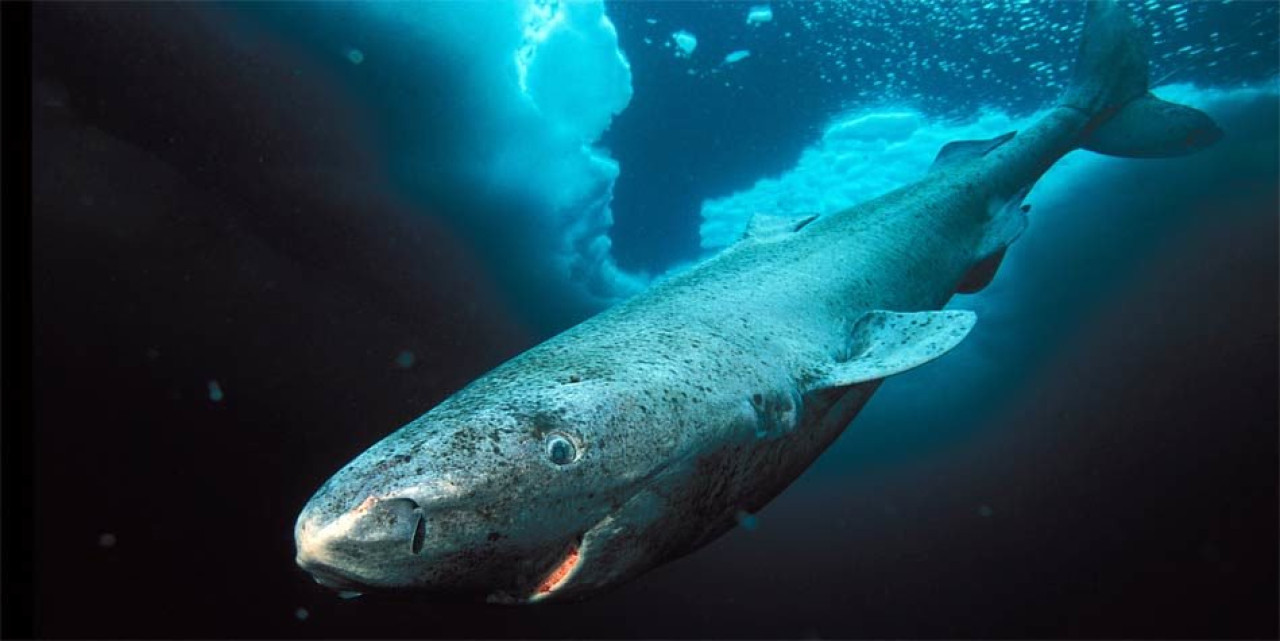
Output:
27 1 1278 638
607 0 1279 269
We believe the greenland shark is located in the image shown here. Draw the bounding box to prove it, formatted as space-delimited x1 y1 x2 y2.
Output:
295 1 1221 603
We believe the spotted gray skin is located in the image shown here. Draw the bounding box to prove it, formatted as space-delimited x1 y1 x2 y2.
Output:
295 1 1220 603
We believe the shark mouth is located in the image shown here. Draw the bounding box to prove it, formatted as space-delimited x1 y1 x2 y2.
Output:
527 535 584 602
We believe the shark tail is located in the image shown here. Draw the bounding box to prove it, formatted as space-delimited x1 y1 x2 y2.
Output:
1062 0 1222 158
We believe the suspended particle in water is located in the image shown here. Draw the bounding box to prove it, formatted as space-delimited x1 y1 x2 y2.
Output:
345 47 364 65
671 30 697 57
735 510 759 531
747 4 773 26
394 350 416 369
978 504 994 518
207 380 224 402
99 532 117 548
294 607 309 621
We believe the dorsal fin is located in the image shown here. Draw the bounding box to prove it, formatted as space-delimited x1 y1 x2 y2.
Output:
741 212 819 242
929 131 1017 172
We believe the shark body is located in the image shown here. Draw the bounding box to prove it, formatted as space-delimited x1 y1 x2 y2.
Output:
295 1 1221 604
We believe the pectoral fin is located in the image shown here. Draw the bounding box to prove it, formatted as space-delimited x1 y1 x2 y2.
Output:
813 310 976 390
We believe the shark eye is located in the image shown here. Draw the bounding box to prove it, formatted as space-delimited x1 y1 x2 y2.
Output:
545 434 579 466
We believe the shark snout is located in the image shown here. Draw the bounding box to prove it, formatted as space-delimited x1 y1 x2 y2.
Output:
295 495 427 591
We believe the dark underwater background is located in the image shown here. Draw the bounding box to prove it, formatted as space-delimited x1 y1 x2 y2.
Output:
27 1 1278 638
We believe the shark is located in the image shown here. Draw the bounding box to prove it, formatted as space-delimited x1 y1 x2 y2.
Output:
294 0 1222 604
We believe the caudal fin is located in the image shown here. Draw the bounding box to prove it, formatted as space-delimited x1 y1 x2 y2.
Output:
1063 0 1222 158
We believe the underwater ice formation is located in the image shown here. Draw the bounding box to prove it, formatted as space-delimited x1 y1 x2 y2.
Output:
360 0 643 301
700 107 1025 250
699 84 1277 251
341 0 1272 304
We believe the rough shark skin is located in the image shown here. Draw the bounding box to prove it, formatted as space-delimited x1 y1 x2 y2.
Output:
295 1 1221 603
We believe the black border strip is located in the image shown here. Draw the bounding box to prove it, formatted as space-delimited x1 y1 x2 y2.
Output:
2 1 36 638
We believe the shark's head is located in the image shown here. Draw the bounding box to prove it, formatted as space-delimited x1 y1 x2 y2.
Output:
294 371 694 603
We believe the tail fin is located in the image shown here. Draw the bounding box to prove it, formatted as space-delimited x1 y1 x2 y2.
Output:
1063 0 1222 158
